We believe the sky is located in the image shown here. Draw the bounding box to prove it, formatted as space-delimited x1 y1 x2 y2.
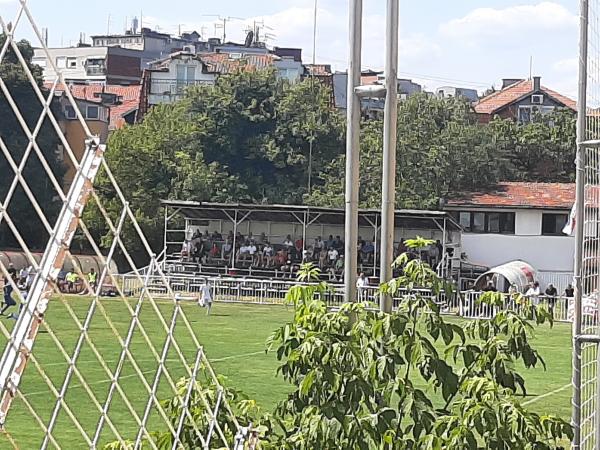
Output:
0 0 581 97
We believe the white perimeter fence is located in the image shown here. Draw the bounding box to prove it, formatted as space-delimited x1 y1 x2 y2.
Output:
115 274 576 323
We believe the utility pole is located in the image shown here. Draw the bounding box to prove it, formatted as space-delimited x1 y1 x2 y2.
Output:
344 0 363 303
380 0 399 313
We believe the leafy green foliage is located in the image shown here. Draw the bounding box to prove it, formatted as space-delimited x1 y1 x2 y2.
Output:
307 94 575 209
84 100 243 252
264 251 572 448
186 70 344 203
0 35 63 249
104 367 272 450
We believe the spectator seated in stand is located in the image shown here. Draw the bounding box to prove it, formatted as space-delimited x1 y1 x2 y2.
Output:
275 248 288 269
281 260 299 279
361 241 374 264
325 235 334 250
283 235 294 249
294 238 304 262
303 245 314 263
327 255 344 281
237 240 256 265
332 235 343 253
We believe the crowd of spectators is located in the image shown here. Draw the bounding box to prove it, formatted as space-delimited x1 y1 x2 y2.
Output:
180 230 449 278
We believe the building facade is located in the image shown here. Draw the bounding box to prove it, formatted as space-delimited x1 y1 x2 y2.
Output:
474 76 576 124
33 46 144 85
332 71 422 116
144 51 216 107
437 86 479 103
445 182 574 290
55 94 109 190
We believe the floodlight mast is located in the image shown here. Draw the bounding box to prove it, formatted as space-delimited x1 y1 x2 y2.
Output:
345 0 399 307
380 0 399 314
344 0 363 303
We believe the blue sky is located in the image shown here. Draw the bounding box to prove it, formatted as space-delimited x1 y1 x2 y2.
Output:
1 0 580 96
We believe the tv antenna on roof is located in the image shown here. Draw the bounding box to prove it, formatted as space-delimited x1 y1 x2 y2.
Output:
203 15 246 43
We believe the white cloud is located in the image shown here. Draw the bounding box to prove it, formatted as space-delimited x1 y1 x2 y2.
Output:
553 57 578 73
143 5 437 72
440 2 577 39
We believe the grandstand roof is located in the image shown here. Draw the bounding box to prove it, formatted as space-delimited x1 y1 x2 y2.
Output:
161 200 462 231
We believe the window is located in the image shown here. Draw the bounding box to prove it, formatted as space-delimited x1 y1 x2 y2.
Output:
56 57 66 68
86 105 99 119
452 211 515 234
518 105 556 124
64 105 76 119
472 212 485 233
86 58 106 76
67 57 77 68
542 213 568 236
459 212 470 230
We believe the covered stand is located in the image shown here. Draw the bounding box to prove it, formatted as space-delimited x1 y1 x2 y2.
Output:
161 200 462 277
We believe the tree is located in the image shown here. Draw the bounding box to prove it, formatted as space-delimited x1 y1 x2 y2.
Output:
308 94 508 209
87 71 345 256
85 101 243 256
307 95 576 210
489 109 576 182
265 239 572 449
186 70 344 203
0 35 63 250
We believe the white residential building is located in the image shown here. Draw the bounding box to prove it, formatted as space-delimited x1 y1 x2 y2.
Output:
32 46 145 85
445 182 574 290
144 51 216 106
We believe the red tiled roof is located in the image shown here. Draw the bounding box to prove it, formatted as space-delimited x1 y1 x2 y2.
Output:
447 182 575 209
199 52 278 74
46 83 141 129
474 79 576 115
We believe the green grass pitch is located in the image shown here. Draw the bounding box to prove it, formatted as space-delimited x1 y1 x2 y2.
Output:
0 298 572 449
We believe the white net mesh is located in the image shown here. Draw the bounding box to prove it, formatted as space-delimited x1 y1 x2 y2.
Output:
579 1 600 448
0 2 246 448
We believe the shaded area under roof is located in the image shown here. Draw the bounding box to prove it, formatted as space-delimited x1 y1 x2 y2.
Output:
161 200 462 231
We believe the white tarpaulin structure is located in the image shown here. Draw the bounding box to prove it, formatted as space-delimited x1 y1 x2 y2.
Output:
474 260 536 292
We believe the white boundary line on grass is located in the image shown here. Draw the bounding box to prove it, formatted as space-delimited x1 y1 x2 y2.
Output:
37 350 266 368
522 383 571 406
22 350 265 398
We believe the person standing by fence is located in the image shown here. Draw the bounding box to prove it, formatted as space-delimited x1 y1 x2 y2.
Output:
545 283 557 318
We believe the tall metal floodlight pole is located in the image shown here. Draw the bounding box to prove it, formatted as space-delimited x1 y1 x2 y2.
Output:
344 0 363 302
380 0 399 313
572 0 588 447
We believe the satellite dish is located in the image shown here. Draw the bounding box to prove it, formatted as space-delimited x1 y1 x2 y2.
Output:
244 30 254 47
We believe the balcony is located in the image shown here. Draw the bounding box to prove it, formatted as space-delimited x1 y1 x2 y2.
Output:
150 79 214 97
86 66 106 76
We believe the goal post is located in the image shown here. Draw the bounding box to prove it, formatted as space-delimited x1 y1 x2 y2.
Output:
572 0 600 449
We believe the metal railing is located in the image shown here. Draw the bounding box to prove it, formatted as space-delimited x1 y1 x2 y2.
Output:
149 79 213 96
113 273 575 323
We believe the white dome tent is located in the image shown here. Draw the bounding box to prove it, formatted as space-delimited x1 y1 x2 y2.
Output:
474 260 536 293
